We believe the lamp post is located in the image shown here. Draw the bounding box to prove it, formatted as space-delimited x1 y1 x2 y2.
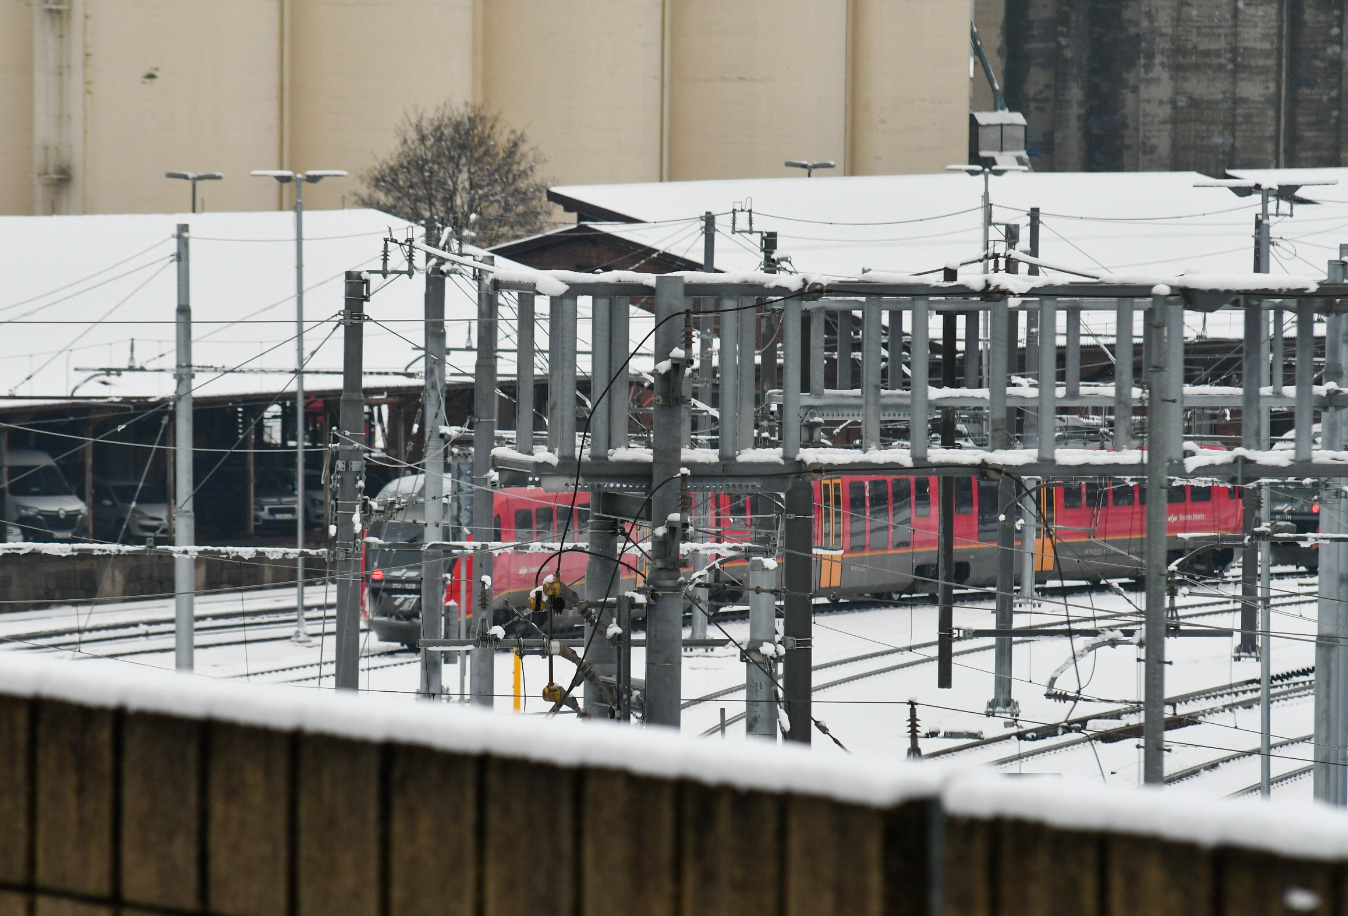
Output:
946 163 1028 273
784 159 836 178
164 171 223 214
251 168 347 643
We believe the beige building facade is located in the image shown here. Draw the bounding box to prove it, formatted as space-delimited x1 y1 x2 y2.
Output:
2 0 970 216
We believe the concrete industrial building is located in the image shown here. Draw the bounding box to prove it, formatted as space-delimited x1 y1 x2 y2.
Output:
1 0 970 218
973 0 1348 174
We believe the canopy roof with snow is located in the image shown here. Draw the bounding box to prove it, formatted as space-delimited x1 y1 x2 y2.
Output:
0 209 526 408
548 168 1348 283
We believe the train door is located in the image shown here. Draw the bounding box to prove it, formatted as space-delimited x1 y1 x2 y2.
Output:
1036 485 1057 572
819 478 844 589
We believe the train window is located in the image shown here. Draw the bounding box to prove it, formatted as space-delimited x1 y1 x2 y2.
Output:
515 509 534 541
1227 486 1242 501
914 478 931 517
537 507 554 540
850 481 868 551
557 506 574 540
493 514 503 543
730 496 750 527
891 478 912 547
954 478 974 515
1139 485 1146 505
1062 483 1083 509
821 482 834 545
1166 485 1184 504
576 507 589 543
1111 483 1135 507
977 480 1000 541
869 479 890 548
1190 485 1212 502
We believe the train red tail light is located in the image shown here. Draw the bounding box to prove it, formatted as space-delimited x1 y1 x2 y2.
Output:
371 568 385 580
1314 504 1321 514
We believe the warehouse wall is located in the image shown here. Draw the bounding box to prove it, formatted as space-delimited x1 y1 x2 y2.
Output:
3 0 971 217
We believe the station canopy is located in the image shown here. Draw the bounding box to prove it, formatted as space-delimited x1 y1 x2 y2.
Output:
0 208 526 409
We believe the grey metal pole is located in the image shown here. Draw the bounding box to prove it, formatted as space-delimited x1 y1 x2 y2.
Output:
590 298 612 456
1316 298 1347 803
515 292 535 453
861 298 882 449
703 211 715 271
1238 300 1263 656
1260 485 1272 796
293 180 309 643
1037 298 1057 462
1064 305 1081 399
809 307 826 398
745 557 778 738
470 258 498 708
782 297 802 460
646 275 686 728
1115 299 1134 449
737 297 756 452
1142 289 1171 783
1294 300 1315 463
718 301 738 460
420 224 446 698
616 594 634 720
783 475 813 743
988 300 1016 714
583 492 618 717
558 295 578 461
937 313 957 689
610 297 630 451
333 272 368 691
173 223 195 672
910 298 929 462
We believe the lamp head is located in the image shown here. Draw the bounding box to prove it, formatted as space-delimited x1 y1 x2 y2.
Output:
251 169 295 183
301 170 348 183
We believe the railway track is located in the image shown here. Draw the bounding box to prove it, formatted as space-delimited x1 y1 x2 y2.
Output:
690 585 1308 738
1229 765 1314 798
1165 735 1311 786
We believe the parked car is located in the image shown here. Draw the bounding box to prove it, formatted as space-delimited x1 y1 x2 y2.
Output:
92 480 170 542
4 449 88 542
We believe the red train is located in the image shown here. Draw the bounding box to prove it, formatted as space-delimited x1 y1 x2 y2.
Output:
366 472 1243 647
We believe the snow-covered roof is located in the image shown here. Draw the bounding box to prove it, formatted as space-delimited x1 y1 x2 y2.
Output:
0 209 533 408
551 168 1348 285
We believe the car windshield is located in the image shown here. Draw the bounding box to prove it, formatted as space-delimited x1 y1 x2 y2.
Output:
255 470 297 496
110 484 167 504
8 465 73 498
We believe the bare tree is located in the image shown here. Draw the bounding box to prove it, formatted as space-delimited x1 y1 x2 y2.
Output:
359 103 550 247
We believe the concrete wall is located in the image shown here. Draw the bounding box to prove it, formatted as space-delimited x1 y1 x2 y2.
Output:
1 658 1346 916
0 2 33 216
666 1 849 181
289 0 475 212
480 0 664 187
2 0 970 217
851 0 972 175
1000 0 1348 172
81 0 283 215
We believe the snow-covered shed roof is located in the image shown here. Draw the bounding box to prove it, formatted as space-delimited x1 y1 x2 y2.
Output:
0 209 532 409
550 168 1348 283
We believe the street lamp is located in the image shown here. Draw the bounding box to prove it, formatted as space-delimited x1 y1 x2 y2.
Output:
164 171 223 214
946 163 1029 274
784 159 836 178
251 168 347 643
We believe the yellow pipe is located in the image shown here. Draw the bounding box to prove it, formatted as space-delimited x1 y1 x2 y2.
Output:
512 650 522 712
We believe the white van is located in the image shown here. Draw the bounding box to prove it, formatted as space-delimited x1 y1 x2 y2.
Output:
5 449 89 541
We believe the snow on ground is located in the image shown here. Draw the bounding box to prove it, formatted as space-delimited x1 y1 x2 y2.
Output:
0 574 1324 801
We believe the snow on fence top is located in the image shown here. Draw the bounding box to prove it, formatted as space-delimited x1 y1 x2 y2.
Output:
0 652 943 808
946 773 1348 862
6 652 1348 860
